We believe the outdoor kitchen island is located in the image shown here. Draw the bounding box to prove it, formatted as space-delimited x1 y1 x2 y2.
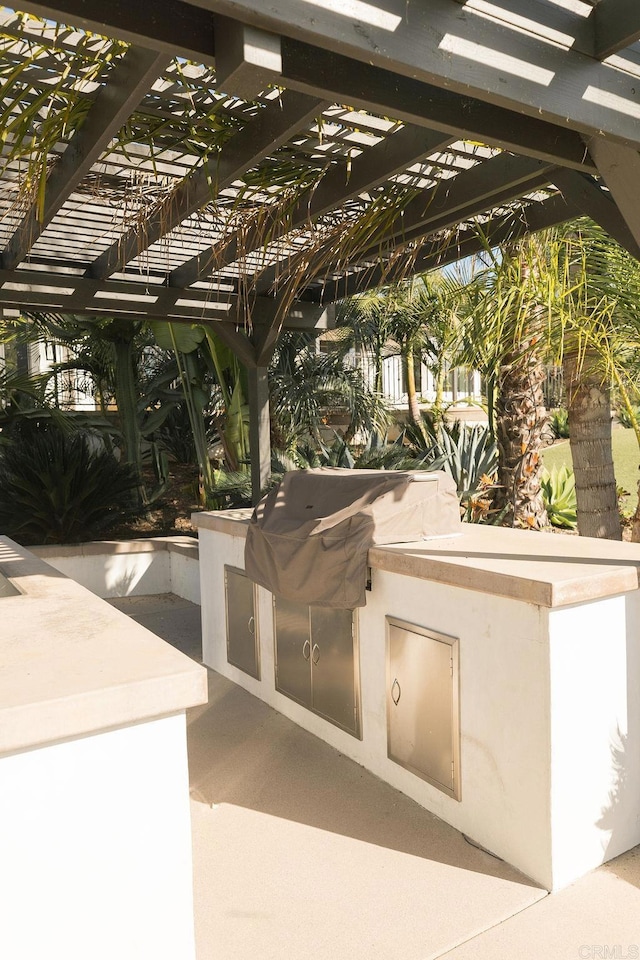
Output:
195 508 640 892
0 536 208 960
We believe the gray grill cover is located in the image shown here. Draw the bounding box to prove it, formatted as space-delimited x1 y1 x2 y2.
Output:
244 468 461 609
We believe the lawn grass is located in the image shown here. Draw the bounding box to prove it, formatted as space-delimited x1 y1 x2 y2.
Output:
542 426 640 516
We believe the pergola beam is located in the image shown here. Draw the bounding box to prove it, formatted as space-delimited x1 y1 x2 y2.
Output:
87 90 327 280
17 0 216 65
277 39 596 175
452 0 596 56
0 266 331 331
586 138 640 252
187 0 640 149
551 168 640 258
287 154 556 293
594 0 640 60
21 1 640 148
359 155 556 254
325 193 581 300
169 125 456 289
205 21 597 174
2 47 170 272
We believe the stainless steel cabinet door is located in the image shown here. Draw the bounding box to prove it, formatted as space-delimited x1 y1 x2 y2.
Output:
387 618 460 800
225 567 259 679
274 596 312 707
310 607 360 737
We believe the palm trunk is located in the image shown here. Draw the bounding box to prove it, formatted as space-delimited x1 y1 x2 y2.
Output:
564 349 621 540
375 335 384 396
494 342 548 529
113 338 146 507
432 360 446 427
404 344 421 425
615 379 640 542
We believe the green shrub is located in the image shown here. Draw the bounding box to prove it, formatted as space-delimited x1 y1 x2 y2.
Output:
0 430 141 544
403 418 498 500
549 408 570 439
616 405 640 430
541 465 577 529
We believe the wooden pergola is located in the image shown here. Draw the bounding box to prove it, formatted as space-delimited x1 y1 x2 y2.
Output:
2 0 640 498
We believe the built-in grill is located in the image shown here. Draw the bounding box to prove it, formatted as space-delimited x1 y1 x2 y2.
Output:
238 467 462 744
244 467 461 609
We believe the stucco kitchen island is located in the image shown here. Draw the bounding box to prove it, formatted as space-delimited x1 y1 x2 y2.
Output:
195 508 640 891
0 537 208 960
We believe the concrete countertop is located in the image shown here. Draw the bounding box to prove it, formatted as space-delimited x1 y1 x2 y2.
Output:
33 534 198 560
192 510 640 608
0 537 208 756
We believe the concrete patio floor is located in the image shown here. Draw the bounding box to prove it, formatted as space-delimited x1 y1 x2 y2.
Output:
111 594 640 960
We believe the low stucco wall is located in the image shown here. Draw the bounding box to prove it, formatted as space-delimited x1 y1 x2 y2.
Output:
0 714 196 960
33 536 200 604
0 536 208 960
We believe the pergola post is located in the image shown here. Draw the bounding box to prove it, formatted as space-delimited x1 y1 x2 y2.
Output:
247 364 271 506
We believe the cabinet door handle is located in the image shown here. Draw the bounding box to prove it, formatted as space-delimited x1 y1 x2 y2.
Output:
248 616 255 635
312 643 320 665
391 678 401 706
302 639 311 661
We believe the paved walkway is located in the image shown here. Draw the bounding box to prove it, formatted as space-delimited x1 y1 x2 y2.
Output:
112 594 640 960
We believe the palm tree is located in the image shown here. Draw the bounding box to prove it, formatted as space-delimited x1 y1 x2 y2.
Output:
12 313 181 508
269 331 392 449
549 222 640 540
336 272 465 430
459 239 550 529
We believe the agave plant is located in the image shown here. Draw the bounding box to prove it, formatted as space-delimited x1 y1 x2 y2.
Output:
548 407 570 439
616 404 640 430
271 428 450 482
403 416 498 497
540 465 577 530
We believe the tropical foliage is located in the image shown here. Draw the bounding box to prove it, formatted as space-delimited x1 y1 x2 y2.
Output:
3 214 640 543
0 428 140 544
548 408 570 439
540 465 577 530
457 237 551 529
269 332 392 448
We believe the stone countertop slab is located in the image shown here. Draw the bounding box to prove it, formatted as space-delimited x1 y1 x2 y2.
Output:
192 510 640 608
0 537 208 756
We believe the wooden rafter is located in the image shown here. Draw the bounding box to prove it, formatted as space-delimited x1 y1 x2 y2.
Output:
204 19 598 174
551 168 640 258
87 89 327 280
0 266 332 331
21 0 640 147
264 36 597 174
169 126 456 289
2 46 170 271
342 155 556 264
270 153 557 299
586 138 640 252
0 0 638 382
594 0 640 60
325 193 581 301
16 0 216 64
